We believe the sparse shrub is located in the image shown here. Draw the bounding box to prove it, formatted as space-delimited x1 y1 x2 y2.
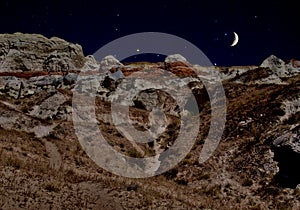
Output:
44 182 60 192
163 168 178 179
127 184 138 191
180 159 191 166
175 179 188 185
167 121 179 131
294 187 300 196
263 186 280 196
250 204 262 210
3 155 23 169
47 131 59 140
196 139 205 145
205 185 221 196
198 173 210 180
251 123 262 142
74 156 85 166
185 153 192 159
127 148 143 158
64 168 86 183
33 161 51 174
283 111 300 125
242 177 253 187
240 173 253 187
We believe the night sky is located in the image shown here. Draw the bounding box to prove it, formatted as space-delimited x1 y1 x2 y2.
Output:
0 0 299 66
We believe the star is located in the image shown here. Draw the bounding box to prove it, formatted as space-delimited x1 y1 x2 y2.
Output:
116 13 120 17
224 32 228 36
136 49 140 52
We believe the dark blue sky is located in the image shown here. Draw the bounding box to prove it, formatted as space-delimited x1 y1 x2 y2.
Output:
0 0 299 66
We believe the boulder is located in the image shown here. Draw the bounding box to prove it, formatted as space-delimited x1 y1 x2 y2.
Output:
99 55 123 73
63 73 78 85
109 69 124 80
0 33 86 72
165 54 187 64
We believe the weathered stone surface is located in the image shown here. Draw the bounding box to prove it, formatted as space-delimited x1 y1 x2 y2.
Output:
133 88 179 115
0 33 86 72
0 76 23 99
27 75 63 87
99 55 123 73
29 92 67 120
63 73 78 85
163 54 197 77
165 54 187 64
80 55 100 72
0 39 300 209
261 55 299 78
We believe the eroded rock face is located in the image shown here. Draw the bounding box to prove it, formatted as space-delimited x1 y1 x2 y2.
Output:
1 34 300 208
272 125 300 188
0 33 86 72
0 76 23 99
133 88 179 115
164 54 197 77
260 55 299 78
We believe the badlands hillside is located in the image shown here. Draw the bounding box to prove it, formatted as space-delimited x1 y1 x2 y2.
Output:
0 33 299 209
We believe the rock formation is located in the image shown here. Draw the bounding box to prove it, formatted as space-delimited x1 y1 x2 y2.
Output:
0 33 299 209
0 33 86 72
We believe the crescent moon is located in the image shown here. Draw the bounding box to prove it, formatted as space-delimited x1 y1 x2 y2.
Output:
231 32 239 47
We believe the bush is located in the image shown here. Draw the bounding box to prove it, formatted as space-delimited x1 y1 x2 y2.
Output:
44 182 61 193
3 156 23 169
163 168 178 179
127 148 143 158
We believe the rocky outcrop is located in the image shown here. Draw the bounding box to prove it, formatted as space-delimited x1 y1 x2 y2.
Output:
260 55 299 78
279 98 300 123
0 33 86 72
63 73 78 86
165 54 187 64
133 88 179 115
0 76 24 99
1 33 300 209
29 92 68 120
164 54 197 77
99 55 123 73
272 125 300 188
